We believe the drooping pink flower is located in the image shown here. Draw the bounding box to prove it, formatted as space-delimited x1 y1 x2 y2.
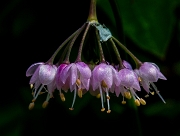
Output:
134 62 167 103
91 63 120 113
26 62 57 108
57 62 91 110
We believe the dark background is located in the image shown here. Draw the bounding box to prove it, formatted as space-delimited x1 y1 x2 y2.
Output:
1 0 180 136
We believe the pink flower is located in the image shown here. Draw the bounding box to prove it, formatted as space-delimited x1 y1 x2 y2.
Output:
91 63 120 113
57 62 91 110
26 62 57 109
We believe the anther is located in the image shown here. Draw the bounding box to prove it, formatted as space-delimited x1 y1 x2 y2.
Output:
76 79 81 86
145 94 149 98
30 84 33 89
122 101 126 104
69 107 74 111
107 110 111 113
106 95 110 99
60 93 65 102
101 108 105 112
135 99 140 106
32 99 36 102
138 77 142 82
124 91 131 99
150 91 155 95
139 98 146 105
42 101 49 108
101 80 108 88
78 89 83 98
29 102 35 110
96 93 101 98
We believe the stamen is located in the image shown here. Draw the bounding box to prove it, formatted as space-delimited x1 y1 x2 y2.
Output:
135 99 140 106
139 98 146 105
99 84 105 112
42 93 51 108
124 91 131 99
151 83 166 103
29 102 35 110
69 87 77 110
34 85 44 100
138 77 142 82
78 88 83 98
145 94 149 98
101 80 108 88
122 96 126 104
105 88 111 113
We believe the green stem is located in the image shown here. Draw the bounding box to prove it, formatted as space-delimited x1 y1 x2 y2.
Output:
63 23 86 63
76 23 90 62
87 0 98 23
112 36 142 68
109 38 123 69
95 28 105 63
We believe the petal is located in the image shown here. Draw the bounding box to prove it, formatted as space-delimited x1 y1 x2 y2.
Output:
139 63 159 82
110 65 120 86
60 64 72 84
119 69 134 87
39 64 57 85
26 62 44 77
76 62 91 79
56 64 68 89
140 79 150 93
29 66 40 84
157 71 167 80
123 60 133 70
70 64 77 85
47 79 56 94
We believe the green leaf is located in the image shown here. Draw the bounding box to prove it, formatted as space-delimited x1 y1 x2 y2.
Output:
97 0 179 59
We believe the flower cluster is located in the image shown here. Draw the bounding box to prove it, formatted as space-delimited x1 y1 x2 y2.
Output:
26 0 167 113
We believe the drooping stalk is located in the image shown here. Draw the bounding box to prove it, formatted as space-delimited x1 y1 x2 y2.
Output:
87 0 98 23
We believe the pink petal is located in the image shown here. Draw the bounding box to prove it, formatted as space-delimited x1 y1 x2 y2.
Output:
39 64 57 85
26 62 44 77
76 62 91 79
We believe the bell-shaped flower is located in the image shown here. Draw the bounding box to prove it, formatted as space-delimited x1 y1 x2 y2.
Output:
91 63 120 113
134 62 167 103
26 62 57 109
58 62 91 110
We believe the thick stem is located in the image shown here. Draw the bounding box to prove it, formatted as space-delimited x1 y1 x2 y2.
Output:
95 29 105 63
87 0 98 23
112 36 142 68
